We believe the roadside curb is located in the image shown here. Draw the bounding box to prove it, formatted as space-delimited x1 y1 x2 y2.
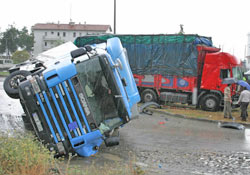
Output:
147 108 250 127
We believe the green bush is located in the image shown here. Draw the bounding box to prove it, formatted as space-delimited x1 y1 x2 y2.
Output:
0 132 145 175
0 133 56 175
11 50 30 64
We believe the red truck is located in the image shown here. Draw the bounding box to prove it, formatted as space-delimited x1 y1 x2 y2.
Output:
74 34 243 111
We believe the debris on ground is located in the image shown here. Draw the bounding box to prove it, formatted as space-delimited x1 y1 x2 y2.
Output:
218 122 245 130
139 102 161 115
158 121 166 125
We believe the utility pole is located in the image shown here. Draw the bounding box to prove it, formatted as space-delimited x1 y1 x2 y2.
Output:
114 0 116 34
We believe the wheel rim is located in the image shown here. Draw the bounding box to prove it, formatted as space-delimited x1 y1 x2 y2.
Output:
144 93 153 102
205 98 216 109
9 74 26 89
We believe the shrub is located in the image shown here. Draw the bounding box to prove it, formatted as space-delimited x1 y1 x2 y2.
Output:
11 50 30 64
0 133 56 175
0 132 145 175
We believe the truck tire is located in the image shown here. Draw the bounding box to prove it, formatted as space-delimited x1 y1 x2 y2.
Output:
201 94 220 111
4 70 31 99
104 128 120 147
141 89 157 103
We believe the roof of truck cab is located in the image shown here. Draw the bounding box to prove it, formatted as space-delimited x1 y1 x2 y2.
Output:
205 52 241 66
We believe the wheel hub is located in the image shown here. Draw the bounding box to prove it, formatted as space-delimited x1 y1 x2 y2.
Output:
144 94 153 102
9 75 26 89
205 99 216 108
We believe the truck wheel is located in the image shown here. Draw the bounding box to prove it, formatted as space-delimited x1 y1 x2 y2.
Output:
141 89 157 103
104 128 120 147
3 70 31 99
201 94 220 111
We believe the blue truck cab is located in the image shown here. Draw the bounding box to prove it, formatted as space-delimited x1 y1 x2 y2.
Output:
18 37 140 157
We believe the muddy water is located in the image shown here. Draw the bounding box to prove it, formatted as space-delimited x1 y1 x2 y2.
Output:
124 113 250 152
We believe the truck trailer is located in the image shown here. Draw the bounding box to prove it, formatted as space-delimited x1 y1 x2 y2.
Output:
4 37 140 157
74 34 243 111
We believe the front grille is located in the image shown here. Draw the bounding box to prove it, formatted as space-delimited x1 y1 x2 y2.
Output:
35 77 91 146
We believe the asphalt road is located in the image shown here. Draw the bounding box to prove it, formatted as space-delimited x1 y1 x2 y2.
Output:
1 76 250 174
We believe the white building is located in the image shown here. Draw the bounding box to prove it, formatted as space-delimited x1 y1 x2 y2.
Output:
32 22 112 57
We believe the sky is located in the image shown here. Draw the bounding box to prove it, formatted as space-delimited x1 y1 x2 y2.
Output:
1 0 250 60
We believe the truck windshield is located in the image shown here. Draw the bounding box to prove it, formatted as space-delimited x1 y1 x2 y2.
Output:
232 67 243 80
75 56 126 130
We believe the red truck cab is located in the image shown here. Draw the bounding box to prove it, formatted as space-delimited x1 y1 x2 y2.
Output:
197 45 242 110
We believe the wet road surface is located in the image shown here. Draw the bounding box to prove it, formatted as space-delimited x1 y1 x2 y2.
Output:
121 113 250 174
0 77 24 134
0 76 250 174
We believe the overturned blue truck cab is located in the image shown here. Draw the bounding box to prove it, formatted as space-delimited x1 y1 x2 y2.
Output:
18 38 140 157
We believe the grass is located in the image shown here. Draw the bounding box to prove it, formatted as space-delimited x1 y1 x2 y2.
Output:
0 132 56 175
0 71 9 76
157 103 250 123
0 132 145 175
58 156 145 175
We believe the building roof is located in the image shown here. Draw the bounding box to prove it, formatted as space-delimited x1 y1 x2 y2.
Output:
32 23 112 32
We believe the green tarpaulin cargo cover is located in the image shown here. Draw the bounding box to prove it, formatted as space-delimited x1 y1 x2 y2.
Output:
74 34 213 76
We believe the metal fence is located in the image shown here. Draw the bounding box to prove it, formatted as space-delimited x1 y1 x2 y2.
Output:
0 59 13 64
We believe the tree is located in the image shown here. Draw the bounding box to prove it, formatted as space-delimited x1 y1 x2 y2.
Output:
18 27 34 52
0 25 19 55
11 50 30 64
0 25 34 55
54 39 65 47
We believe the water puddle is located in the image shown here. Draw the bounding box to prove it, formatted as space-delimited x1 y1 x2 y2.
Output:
244 129 250 151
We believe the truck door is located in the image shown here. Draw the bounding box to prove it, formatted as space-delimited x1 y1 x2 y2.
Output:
106 38 141 118
219 69 231 89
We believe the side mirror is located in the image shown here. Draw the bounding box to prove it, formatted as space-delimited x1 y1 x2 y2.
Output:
70 48 87 60
84 45 93 52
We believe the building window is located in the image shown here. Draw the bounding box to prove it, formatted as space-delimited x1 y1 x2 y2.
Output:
63 32 66 37
57 32 60 36
45 42 47 46
45 32 47 36
73 32 76 37
51 31 54 35
79 33 82 36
